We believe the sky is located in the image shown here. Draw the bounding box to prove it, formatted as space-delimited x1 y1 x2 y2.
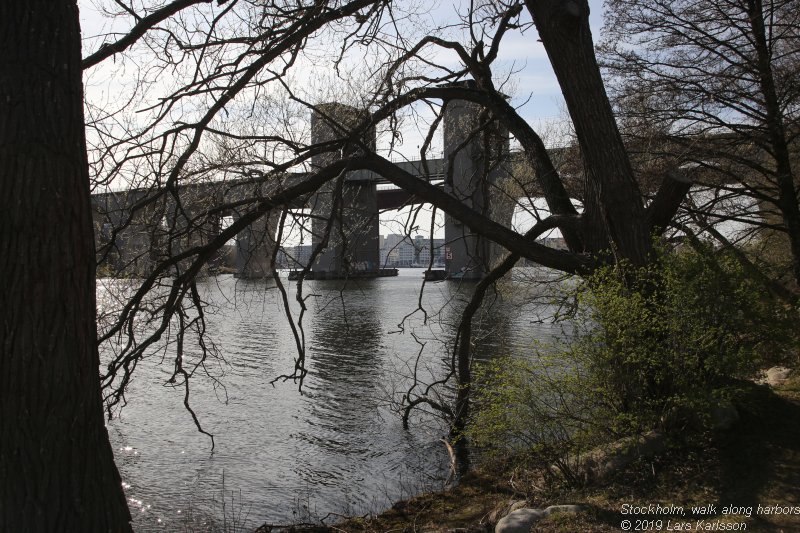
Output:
78 0 607 140
78 0 607 242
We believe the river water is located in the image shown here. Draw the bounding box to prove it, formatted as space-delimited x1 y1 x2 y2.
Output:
99 268 567 531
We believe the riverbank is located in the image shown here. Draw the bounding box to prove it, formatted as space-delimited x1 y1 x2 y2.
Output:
257 375 800 532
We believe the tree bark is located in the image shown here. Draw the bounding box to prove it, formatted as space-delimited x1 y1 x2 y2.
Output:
747 0 800 286
0 1 132 530
525 0 653 266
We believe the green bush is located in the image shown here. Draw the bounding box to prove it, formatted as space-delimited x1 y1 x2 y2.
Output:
468 246 798 483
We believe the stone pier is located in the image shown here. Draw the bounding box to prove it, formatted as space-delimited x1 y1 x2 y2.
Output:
442 89 513 280
234 210 280 278
309 103 381 279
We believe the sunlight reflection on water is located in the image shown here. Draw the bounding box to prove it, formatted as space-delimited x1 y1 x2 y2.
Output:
98 268 566 531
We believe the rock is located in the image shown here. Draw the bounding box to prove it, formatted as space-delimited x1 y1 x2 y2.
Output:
543 504 587 516
710 400 739 431
494 505 587 533
757 367 793 387
495 509 547 533
488 499 528 524
576 431 665 484
509 500 528 513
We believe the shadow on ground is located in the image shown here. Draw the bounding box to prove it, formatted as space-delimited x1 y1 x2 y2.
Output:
255 382 800 533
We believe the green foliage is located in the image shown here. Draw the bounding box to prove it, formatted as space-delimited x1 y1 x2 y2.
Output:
581 245 796 418
468 246 798 482
467 352 604 485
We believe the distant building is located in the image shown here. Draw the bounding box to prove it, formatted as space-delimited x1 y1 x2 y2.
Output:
278 235 450 269
278 235 560 269
277 244 313 269
538 237 567 250
519 237 568 266
380 234 445 267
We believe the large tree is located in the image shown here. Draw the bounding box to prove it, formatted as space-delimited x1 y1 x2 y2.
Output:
0 1 132 529
601 0 800 290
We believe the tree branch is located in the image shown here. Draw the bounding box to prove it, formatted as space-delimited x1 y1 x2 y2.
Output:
82 0 217 69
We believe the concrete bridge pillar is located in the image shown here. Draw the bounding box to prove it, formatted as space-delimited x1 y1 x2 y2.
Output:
92 190 161 277
442 89 512 280
160 192 225 277
309 103 380 279
91 196 116 273
234 210 280 279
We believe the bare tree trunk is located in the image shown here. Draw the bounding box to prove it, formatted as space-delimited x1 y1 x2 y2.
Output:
0 1 132 530
747 0 800 286
525 0 653 266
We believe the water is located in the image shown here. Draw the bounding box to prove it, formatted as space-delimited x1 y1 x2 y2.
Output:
99 268 567 531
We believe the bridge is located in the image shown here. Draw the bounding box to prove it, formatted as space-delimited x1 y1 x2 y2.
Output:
91 97 754 282
91 96 550 281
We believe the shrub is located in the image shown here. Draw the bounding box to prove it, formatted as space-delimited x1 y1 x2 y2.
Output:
467 245 798 483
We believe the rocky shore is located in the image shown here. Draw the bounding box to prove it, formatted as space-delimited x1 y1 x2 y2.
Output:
256 370 800 533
